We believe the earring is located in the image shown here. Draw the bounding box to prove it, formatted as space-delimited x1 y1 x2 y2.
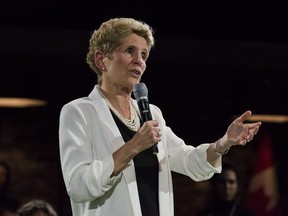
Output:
102 67 105 71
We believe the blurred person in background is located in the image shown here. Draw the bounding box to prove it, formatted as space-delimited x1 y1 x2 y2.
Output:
0 161 20 216
198 162 255 216
16 199 58 216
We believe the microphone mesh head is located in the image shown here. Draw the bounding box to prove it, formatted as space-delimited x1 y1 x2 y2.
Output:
133 83 148 99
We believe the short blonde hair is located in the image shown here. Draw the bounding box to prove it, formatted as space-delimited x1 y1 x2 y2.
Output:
86 17 155 84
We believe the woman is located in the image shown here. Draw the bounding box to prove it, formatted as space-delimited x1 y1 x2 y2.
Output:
198 163 255 216
59 17 261 216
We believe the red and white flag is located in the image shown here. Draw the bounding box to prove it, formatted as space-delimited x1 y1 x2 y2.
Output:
247 132 284 216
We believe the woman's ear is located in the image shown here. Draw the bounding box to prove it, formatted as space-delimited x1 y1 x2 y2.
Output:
94 51 105 70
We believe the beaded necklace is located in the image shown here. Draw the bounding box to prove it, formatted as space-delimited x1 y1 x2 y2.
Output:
98 86 141 131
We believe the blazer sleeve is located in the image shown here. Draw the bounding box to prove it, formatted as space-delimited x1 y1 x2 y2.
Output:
59 100 122 203
149 104 221 181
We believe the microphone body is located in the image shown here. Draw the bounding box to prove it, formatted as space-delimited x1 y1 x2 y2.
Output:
133 83 159 154
137 97 153 122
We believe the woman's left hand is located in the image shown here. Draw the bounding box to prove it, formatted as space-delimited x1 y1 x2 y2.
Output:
224 110 262 147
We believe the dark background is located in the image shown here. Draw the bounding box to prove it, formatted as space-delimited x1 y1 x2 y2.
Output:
1 0 288 215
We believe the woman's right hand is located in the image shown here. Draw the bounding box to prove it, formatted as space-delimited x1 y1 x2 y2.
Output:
130 120 161 153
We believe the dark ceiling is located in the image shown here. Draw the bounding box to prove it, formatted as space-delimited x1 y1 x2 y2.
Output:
1 0 288 141
1 0 288 41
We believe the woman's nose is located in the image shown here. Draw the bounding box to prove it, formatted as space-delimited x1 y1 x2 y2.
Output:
134 53 144 66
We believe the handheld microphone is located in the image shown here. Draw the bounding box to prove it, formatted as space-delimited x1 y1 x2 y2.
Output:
133 82 159 154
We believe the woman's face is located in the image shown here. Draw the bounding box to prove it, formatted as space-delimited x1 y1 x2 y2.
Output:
102 33 149 91
215 169 238 201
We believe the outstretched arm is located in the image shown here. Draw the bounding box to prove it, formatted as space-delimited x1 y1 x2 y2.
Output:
207 110 262 165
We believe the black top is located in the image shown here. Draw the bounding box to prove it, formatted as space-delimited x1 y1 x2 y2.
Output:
110 111 159 216
198 201 255 216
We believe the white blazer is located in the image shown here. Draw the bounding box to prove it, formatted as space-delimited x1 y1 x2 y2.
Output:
59 85 221 216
